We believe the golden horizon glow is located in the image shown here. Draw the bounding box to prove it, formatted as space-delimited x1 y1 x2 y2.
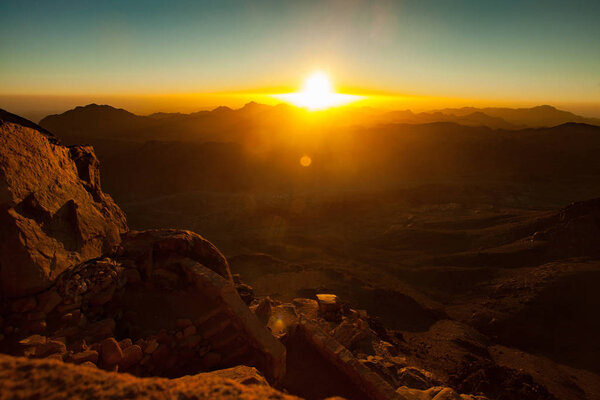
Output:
274 72 363 111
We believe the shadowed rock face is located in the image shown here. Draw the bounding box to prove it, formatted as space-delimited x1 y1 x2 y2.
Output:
0 110 127 297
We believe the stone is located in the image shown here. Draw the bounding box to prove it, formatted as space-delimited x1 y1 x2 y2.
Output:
69 339 88 352
34 340 66 357
118 338 133 349
156 330 173 344
292 298 319 320
0 352 297 399
85 318 115 339
60 309 82 323
0 112 127 297
69 350 99 364
26 311 46 321
11 297 37 313
119 344 143 369
236 283 255 305
59 326 80 337
396 386 465 400
181 335 203 348
253 297 272 325
19 335 47 346
89 283 116 306
332 318 373 350
23 320 46 333
202 365 269 386
152 268 180 289
151 344 170 365
36 290 63 314
120 229 232 282
143 339 159 354
100 338 123 365
316 294 341 317
397 366 435 390
183 325 197 337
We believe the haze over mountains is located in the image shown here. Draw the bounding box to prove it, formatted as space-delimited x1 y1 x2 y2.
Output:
38 103 600 207
40 103 600 147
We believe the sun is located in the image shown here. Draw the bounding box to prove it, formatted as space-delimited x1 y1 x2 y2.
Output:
275 72 362 110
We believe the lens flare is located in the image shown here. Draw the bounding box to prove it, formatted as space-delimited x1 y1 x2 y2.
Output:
300 155 312 166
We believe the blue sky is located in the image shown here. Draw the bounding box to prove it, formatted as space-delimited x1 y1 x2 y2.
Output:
1 0 599 116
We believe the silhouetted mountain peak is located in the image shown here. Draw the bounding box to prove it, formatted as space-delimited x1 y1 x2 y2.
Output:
531 104 557 111
241 101 269 111
72 103 136 116
212 105 233 113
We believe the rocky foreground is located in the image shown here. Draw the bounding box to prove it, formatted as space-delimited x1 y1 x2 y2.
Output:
0 109 596 400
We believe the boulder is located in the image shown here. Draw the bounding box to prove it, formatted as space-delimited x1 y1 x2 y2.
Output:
316 294 341 320
119 229 232 282
100 338 123 365
0 110 127 297
119 344 143 369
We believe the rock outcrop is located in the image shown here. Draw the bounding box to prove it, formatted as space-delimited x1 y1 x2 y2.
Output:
0 354 297 400
0 109 127 297
1 232 285 382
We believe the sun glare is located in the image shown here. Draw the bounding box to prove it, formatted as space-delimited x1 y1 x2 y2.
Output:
275 72 362 110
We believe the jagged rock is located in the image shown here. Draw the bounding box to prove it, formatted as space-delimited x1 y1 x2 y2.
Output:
236 282 255 305
0 353 299 400
0 111 127 297
0 111 285 388
253 297 273 325
332 318 374 351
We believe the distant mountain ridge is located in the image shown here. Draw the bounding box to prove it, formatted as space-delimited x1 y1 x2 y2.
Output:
38 103 600 149
437 104 600 127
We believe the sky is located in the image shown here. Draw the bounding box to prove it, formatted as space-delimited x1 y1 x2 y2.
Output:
1 0 600 119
